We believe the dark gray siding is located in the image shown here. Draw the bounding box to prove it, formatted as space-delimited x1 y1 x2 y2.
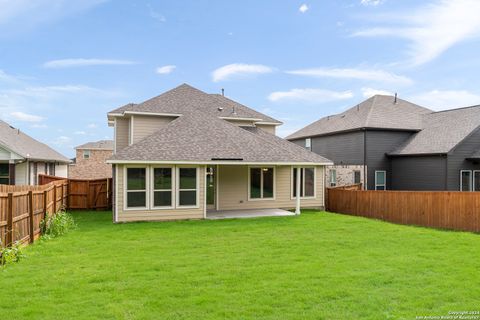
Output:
390 155 447 190
365 131 413 190
291 131 365 165
446 126 480 190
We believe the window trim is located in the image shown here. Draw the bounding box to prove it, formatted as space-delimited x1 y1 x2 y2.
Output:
305 138 311 150
123 165 149 211
150 165 174 210
375 170 386 191
290 167 316 199
247 166 276 201
83 150 91 159
176 166 200 208
0 163 9 185
329 169 337 187
474 170 480 192
460 170 473 191
353 170 361 184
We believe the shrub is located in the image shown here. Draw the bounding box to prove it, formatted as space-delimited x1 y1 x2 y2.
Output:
0 241 25 267
41 209 76 239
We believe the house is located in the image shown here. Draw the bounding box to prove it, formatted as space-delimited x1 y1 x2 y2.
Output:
287 95 480 192
106 84 332 222
69 140 113 179
0 119 70 185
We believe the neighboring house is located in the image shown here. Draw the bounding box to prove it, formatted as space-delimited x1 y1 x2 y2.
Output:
106 84 332 222
69 140 113 179
287 95 480 192
0 120 70 185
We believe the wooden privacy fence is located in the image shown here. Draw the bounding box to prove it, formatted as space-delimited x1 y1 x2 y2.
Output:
39 174 112 210
0 180 68 247
326 187 480 233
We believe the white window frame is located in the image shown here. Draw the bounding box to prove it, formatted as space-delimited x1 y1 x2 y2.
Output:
305 138 311 150
329 169 337 187
83 150 91 159
150 165 174 209
176 166 200 208
460 170 473 191
375 170 386 190
248 166 276 201
474 170 480 192
353 170 361 184
290 167 316 199
124 165 149 211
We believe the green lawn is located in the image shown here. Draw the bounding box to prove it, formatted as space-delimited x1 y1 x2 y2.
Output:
1 211 479 320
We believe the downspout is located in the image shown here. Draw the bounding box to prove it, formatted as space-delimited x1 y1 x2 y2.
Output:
295 166 301 215
363 130 367 190
203 165 207 219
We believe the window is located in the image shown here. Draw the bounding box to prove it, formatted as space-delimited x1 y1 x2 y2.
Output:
126 167 147 208
305 138 311 151
354 170 361 184
475 171 480 192
329 169 337 187
249 167 274 199
0 163 9 185
292 167 315 198
152 167 173 208
460 170 472 191
375 171 386 190
177 167 198 207
83 150 91 159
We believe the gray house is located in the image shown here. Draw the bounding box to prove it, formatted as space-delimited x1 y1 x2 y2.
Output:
287 95 480 192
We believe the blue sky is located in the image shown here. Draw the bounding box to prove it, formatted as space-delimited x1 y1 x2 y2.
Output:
1 0 480 157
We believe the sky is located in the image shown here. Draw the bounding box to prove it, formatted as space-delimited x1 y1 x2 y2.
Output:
1 0 480 158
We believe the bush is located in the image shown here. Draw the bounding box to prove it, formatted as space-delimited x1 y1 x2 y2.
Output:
41 209 76 239
0 241 25 267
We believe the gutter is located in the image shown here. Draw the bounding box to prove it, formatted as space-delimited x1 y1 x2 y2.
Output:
106 160 334 166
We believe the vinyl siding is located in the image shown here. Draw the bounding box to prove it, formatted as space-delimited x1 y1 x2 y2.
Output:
131 115 176 144
116 164 205 222
391 155 446 190
365 130 413 190
446 126 480 190
224 119 256 127
255 124 276 135
217 165 325 210
115 118 130 152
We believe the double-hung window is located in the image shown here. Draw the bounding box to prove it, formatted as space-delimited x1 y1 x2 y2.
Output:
0 164 9 185
305 138 311 151
329 169 337 187
152 167 173 208
126 167 147 208
475 171 480 192
460 170 472 191
292 167 315 198
177 167 198 207
83 150 91 159
375 171 386 190
249 167 274 200
353 170 361 184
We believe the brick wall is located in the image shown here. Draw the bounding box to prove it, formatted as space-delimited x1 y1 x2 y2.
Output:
326 164 366 188
69 149 113 179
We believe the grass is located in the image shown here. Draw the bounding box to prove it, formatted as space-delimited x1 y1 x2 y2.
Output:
1 210 479 320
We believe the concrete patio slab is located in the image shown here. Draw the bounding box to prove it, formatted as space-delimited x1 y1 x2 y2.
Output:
206 208 295 220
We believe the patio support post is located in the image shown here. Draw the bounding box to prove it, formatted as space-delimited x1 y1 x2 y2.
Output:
295 166 301 215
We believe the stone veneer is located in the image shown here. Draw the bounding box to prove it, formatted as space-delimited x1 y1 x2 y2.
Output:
326 165 365 188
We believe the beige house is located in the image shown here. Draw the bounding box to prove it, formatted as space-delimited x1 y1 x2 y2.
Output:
107 84 332 222
69 140 113 179
0 119 70 185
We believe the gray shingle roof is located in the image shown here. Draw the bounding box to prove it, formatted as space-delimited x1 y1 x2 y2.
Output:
111 111 331 164
109 84 281 124
390 105 480 155
0 120 70 162
76 140 113 150
286 95 432 140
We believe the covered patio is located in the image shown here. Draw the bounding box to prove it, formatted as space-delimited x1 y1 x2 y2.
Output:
206 208 295 220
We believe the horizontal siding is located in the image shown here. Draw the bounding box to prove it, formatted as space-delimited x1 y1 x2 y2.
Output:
132 115 175 144
255 124 276 135
115 118 129 151
447 127 480 190
217 165 325 210
391 156 446 190
116 164 205 222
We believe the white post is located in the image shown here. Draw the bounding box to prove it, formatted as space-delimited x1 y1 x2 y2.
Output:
295 166 301 215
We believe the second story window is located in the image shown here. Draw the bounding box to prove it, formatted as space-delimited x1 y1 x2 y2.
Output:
83 150 91 159
330 169 337 187
305 138 311 151
353 170 361 184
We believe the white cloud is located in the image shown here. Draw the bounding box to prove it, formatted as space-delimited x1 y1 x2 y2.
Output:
299 4 309 13
287 67 412 85
212 63 274 82
361 87 393 98
409 90 480 111
156 65 176 74
268 88 353 103
87 123 97 128
360 0 384 6
147 4 166 22
352 0 480 65
53 135 72 146
31 123 48 129
74 131 86 135
43 58 137 68
9 111 45 122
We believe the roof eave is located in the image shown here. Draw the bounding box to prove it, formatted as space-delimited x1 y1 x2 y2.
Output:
106 159 333 166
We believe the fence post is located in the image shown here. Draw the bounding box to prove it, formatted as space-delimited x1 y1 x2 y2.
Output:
66 181 70 210
28 191 34 243
6 192 13 246
87 180 90 209
53 185 57 214
43 189 47 221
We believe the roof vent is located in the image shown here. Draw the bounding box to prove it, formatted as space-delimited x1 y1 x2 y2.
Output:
217 107 224 111
394 93 397 104
221 88 225 96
